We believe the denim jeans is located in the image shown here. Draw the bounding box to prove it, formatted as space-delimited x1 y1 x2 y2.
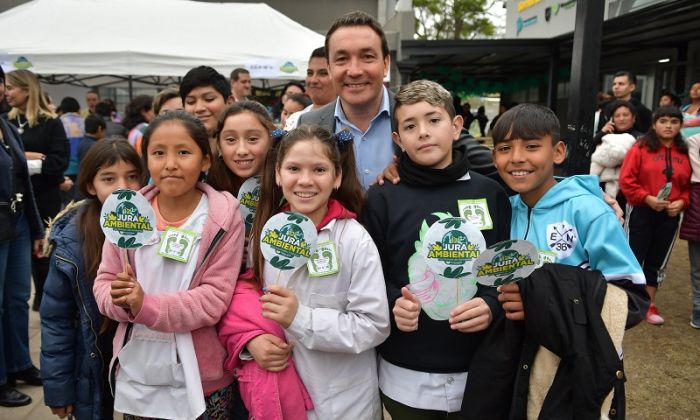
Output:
688 241 700 324
0 213 33 385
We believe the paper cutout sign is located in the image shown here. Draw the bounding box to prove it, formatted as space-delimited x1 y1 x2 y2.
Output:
474 239 540 287
420 217 486 279
407 253 477 320
657 182 672 201
260 212 317 270
101 189 157 249
237 176 260 232
405 215 486 320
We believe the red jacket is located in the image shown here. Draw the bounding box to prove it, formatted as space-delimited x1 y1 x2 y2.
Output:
619 141 691 207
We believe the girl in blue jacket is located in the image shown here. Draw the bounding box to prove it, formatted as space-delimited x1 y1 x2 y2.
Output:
40 139 145 419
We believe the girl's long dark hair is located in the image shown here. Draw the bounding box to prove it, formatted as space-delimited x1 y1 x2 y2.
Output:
207 101 274 195
638 105 686 153
249 124 364 288
76 138 146 283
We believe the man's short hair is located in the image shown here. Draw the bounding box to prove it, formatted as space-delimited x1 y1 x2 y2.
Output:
393 80 455 131
85 114 106 134
492 103 561 145
613 70 637 85
180 66 231 102
325 11 389 59
86 89 100 97
59 96 80 113
230 68 250 82
310 46 326 60
94 101 112 118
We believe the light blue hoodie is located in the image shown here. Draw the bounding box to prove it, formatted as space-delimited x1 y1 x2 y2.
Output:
510 175 645 285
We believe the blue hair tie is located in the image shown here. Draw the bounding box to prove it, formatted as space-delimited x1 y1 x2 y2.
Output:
333 129 353 144
271 129 288 140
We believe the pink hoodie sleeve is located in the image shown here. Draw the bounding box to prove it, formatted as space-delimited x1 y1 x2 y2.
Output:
93 240 132 322
132 208 245 333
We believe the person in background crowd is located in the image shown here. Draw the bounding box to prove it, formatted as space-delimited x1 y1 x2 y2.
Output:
77 114 106 168
475 105 488 138
5 69 69 312
658 89 681 108
272 81 304 122
153 88 184 115
0 68 50 407
95 101 127 138
598 71 652 133
280 93 311 128
230 68 252 102
462 102 476 133
180 65 232 155
488 101 516 136
84 90 100 116
122 94 153 154
620 106 691 325
0 70 9 114
591 100 643 213
40 139 145 420
57 97 84 204
594 91 614 135
681 81 700 139
283 47 337 130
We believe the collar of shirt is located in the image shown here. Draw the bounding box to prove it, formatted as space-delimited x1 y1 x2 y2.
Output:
333 87 393 189
333 86 390 133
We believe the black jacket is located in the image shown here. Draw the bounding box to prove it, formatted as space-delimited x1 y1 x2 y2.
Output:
363 155 511 373
0 117 44 240
598 96 652 134
462 264 628 420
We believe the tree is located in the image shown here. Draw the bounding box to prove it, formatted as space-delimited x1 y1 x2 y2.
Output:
414 0 496 40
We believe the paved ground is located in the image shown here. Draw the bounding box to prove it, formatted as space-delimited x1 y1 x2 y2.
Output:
2 239 698 420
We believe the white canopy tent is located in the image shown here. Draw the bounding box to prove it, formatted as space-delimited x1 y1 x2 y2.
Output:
0 0 325 87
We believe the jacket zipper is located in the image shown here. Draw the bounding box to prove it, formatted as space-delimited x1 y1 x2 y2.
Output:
523 207 533 240
190 228 226 285
55 254 106 370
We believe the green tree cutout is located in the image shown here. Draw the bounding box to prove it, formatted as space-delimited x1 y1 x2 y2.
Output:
415 0 496 40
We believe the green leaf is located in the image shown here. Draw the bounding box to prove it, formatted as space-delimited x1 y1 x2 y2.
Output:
270 256 292 270
117 237 126 247
493 239 516 252
286 213 306 224
116 190 136 201
443 266 465 278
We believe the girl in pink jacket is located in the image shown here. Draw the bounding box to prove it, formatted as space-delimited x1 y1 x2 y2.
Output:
93 111 244 419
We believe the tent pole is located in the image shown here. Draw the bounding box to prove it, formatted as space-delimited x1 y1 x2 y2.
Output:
128 76 134 101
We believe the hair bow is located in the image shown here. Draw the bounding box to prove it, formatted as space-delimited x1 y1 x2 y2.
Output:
271 129 288 140
333 129 353 144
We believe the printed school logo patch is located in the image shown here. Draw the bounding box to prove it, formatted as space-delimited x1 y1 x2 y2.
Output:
546 221 578 259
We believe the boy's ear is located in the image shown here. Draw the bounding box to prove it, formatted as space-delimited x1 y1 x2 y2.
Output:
226 95 234 105
553 141 566 165
452 115 464 141
391 131 403 151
